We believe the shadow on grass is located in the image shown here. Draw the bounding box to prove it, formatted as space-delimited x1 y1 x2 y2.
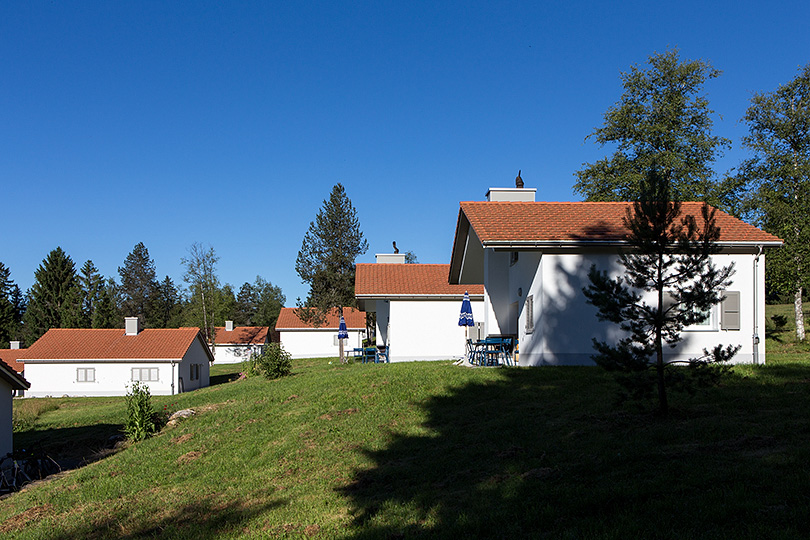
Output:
210 371 242 386
14 423 124 471
340 365 810 539
13 495 287 540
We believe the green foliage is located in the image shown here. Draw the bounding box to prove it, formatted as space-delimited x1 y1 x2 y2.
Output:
583 168 737 415
295 183 368 325
78 260 105 328
152 276 183 328
12 398 60 433
124 381 158 441
575 49 733 210
234 276 285 328
0 262 22 347
23 247 80 344
118 242 160 327
181 242 221 344
92 279 122 329
739 63 810 340
245 343 293 379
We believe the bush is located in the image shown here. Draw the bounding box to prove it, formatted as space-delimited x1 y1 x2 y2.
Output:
124 381 157 441
246 343 293 380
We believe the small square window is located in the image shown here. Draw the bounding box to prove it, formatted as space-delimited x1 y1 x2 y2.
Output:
77 368 95 383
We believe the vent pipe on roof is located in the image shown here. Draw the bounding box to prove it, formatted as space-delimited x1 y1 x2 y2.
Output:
125 317 141 336
226 320 234 332
10 341 20 350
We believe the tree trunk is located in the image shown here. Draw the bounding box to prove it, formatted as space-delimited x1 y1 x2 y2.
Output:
795 286 805 341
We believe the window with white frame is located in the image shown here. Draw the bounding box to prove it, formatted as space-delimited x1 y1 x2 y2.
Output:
664 292 717 331
131 367 159 382
77 367 95 382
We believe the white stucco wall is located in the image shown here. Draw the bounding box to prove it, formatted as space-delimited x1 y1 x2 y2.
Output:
0 379 13 459
279 329 365 359
483 249 766 366
374 299 485 362
24 341 211 397
213 344 263 364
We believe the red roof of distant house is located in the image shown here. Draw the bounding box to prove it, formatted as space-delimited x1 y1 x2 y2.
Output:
275 307 366 330
22 328 211 362
355 264 484 297
0 349 25 373
458 201 783 245
213 326 269 345
0 358 28 390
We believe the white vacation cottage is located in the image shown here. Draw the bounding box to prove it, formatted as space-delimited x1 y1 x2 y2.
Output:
356 255 485 362
0 341 26 397
448 187 782 366
212 322 269 364
23 318 213 397
276 307 366 359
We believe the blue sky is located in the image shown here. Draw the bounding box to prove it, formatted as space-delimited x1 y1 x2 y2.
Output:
3 1 809 305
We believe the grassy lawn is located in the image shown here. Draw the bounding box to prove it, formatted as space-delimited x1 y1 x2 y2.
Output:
2 310 810 539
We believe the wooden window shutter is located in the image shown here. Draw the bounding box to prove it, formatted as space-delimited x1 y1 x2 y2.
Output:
721 291 740 331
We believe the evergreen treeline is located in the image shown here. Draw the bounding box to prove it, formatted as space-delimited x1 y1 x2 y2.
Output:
2 243 285 347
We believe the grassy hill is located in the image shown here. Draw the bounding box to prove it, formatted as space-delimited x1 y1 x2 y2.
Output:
3 320 810 538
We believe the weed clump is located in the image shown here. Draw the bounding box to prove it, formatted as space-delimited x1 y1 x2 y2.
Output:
124 381 158 441
244 343 293 379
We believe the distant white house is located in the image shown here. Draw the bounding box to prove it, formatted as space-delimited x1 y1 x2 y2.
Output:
355 256 485 362
448 186 783 366
212 321 269 364
275 307 366 359
1 358 29 460
23 318 213 397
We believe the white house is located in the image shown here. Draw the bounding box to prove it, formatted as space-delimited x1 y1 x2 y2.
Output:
275 307 366 359
212 322 269 364
448 187 783 366
0 359 29 460
0 341 26 397
355 255 485 362
23 318 213 397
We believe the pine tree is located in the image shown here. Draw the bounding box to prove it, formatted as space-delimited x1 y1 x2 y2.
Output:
583 168 738 416
152 276 182 328
739 64 810 341
295 183 367 362
79 260 105 327
574 49 734 209
234 277 285 328
0 262 16 347
92 279 121 329
23 247 80 343
118 242 159 327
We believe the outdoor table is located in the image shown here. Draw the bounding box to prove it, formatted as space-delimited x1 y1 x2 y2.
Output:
467 336 515 366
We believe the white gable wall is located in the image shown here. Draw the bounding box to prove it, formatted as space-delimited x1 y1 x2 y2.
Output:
279 329 365 359
382 299 485 362
213 344 263 364
483 249 765 366
0 378 13 459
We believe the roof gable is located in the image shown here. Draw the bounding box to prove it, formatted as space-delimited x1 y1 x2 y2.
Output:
355 263 483 297
0 349 25 373
275 307 366 330
0 358 29 390
23 328 207 361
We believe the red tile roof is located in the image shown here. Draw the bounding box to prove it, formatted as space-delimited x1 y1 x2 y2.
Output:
0 358 28 390
355 264 484 297
22 328 209 362
212 326 269 345
0 349 25 373
275 307 366 330
459 201 783 245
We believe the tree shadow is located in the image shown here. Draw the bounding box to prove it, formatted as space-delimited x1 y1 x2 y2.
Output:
14 423 124 471
338 364 810 538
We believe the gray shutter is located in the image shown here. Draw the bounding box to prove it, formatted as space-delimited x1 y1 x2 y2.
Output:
525 295 534 334
721 291 740 331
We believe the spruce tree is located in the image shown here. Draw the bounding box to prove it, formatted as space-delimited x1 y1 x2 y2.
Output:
118 242 159 327
0 263 16 347
295 183 367 362
79 260 105 327
24 247 80 343
583 168 738 416
92 279 121 329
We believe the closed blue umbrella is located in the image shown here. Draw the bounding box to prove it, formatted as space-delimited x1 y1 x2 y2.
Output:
338 315 349 339
458 291 474 328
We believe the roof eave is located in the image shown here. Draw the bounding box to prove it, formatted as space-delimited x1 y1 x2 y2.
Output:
481 240 784 249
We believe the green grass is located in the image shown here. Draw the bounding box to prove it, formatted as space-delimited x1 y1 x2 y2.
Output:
3 312 810 539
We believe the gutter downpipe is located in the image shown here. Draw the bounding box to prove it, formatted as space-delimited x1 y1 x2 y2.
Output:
753 245 764 365
171 361 176 395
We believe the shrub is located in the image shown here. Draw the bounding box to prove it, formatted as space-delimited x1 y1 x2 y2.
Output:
124 381 157 441
248 343 293 380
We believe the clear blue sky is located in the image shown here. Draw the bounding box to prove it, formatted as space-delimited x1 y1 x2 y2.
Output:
3 1 809 305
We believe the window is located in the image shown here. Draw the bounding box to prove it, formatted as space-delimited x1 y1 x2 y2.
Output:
334 336 348 346
77 368 95 383
510 251 519 266
189 363 201 381
131 367 159 382
721 291 741 331
525 295 534 334
664 292 717 331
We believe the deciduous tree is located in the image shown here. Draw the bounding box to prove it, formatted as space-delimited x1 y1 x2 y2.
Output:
181 242 221 345
739 64 810 341
575 49 733 209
